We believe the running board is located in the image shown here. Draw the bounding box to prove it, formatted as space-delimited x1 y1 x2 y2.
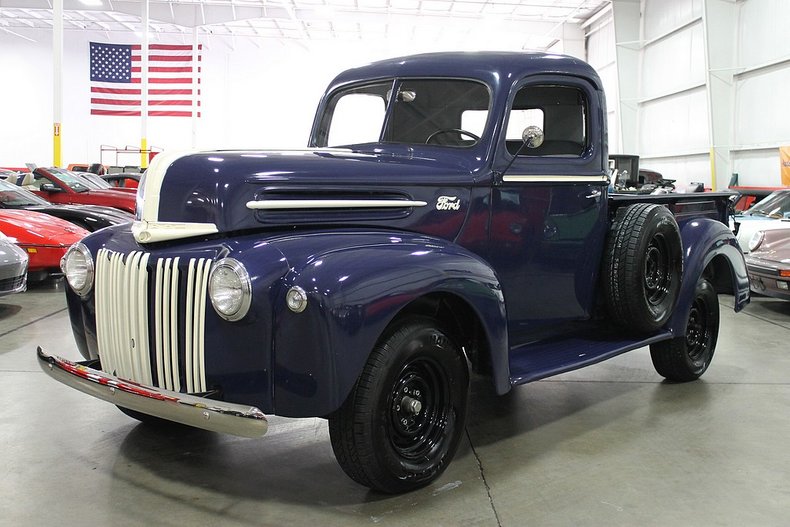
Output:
508 329 674 386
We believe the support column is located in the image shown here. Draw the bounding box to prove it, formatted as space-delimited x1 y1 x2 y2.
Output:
612 0 641 155
53 0 63 167
140 0 149 169
702 0 737 190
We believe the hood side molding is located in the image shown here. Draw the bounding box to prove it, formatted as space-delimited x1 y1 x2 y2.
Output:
246 199 428 210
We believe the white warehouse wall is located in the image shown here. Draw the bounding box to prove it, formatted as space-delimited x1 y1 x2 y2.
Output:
603 0 790 188
731 0 790 186
585 9 620 155
636 0 711 187
0 18 582 168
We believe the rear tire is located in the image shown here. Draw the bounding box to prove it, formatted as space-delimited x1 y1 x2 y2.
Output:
328 317 469 494
650 278 719 381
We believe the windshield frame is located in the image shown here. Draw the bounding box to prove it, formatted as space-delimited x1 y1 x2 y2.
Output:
37 168 92 193
312 76 493 151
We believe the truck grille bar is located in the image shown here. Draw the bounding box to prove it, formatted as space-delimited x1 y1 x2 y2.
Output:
95 249 211 393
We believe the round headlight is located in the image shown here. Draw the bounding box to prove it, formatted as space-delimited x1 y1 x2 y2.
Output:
208 258 252 321
61 242 94 296
748 231 765 252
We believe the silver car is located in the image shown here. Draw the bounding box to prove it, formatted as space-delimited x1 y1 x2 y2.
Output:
0 231 27 296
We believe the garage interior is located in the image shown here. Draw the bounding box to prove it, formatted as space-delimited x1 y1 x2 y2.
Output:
2 0 790 525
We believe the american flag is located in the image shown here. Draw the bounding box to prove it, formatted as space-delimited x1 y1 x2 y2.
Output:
89 42 202 117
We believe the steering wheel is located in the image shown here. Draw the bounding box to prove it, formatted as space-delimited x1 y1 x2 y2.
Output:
425 128 481 145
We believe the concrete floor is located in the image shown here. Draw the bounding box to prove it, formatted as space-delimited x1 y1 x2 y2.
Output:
2 280 790 527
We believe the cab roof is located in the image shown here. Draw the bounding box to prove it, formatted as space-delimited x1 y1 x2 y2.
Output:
328 51 603 92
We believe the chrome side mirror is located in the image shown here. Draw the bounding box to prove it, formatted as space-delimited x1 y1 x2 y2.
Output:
522 125 544 149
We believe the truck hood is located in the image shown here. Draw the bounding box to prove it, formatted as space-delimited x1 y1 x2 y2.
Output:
134 149 474 243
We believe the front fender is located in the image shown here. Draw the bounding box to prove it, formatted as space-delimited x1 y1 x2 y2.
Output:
667 218 750 336
269 230 507 417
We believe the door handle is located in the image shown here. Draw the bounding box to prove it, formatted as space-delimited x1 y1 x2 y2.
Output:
585 190 601 199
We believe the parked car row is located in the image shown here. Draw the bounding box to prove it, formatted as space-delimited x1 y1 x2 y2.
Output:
0 179 132 232
0 166 136 289
13 167 137 214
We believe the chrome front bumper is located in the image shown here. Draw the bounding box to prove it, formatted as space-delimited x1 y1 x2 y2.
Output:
37 347 268 438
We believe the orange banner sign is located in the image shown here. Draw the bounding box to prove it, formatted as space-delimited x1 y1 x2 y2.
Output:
782 146 790 186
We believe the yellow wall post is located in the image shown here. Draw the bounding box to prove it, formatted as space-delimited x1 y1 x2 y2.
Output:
53 123 62 168
141 137 148 169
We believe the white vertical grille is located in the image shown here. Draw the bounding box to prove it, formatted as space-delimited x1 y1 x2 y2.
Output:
94 249 210 392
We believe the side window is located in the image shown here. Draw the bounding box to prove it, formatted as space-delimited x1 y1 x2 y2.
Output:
507 85 587 157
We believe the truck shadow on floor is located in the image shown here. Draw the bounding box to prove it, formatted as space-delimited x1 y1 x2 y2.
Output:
106 365 710 510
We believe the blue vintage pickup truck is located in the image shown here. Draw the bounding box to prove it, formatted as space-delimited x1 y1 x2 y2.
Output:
41 51 749 494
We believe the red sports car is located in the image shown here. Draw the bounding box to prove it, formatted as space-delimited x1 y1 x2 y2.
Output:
18 167 136 214
0 209 89 279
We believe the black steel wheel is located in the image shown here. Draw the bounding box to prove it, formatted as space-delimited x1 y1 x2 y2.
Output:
329 316 469 494
650 277 720 381
644 233 672 307
604 203 683 333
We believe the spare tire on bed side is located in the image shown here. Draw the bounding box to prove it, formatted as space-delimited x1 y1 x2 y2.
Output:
603 202 683 333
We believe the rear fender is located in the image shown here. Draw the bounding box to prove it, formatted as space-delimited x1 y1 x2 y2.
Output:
270 231 508 417
667 218 749 336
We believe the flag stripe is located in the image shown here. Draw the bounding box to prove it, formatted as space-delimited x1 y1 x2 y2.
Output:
149 89 194 95
149 111 196 117
149 78 192 84
92 98 140 106
150 100 192 106
131 67 200 73
89 41 201 117
92 87 141 95
92 109 141 116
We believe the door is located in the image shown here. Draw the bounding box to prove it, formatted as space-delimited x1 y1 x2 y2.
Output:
487 76 609 346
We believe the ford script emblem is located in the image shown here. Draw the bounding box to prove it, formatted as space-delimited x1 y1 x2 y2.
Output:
436 196 461 211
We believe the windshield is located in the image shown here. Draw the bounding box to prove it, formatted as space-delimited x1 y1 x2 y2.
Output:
35 168 91 193
745 191 790 218
79 173 113 189
0 180 50 207
316 78 491 148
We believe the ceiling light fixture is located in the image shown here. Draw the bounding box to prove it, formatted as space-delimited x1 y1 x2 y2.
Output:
79 0 103 6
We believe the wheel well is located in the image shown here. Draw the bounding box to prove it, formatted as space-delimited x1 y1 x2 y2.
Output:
393 293 492 376
704 254 736 295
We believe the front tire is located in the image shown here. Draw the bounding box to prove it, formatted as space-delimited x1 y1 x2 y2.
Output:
650 278 720 381
328 317 469 494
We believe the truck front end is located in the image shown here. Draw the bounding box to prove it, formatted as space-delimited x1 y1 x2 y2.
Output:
39 151 300 437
